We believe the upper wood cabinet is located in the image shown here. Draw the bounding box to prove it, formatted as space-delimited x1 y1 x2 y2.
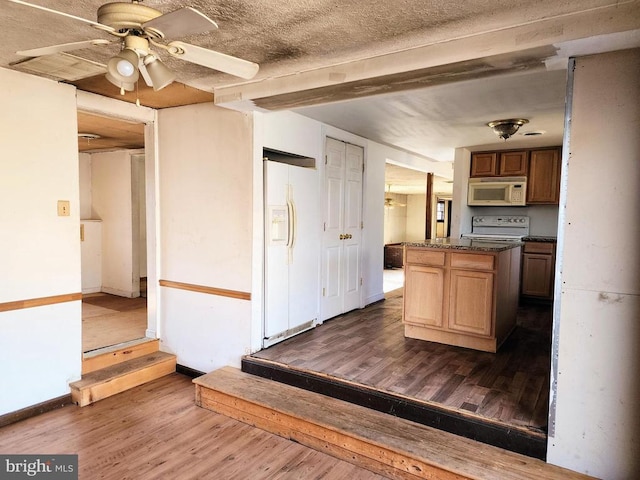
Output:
470 150 527 177
470 146 561 205
470 152 497 177
499 151 528 176
527 148 561 204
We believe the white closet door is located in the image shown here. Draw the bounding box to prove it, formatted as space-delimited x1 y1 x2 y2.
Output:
321 138 363 320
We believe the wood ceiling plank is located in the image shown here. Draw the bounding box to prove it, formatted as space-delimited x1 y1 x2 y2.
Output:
71 75 213 109
77 111 145 152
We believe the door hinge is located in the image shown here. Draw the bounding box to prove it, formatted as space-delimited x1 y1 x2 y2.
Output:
361 221 364 229
362 163 365 173
322 287 326 297
360 278 363 286
325 155 328 165
323 222 326 231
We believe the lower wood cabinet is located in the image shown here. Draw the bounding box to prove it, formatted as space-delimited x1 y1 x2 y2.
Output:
521 241 556 300
404 265 444 327
403 246 521 353
448 269 493 336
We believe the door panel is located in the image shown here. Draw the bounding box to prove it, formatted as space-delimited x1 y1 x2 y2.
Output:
321 138 363 320
287 165 320 331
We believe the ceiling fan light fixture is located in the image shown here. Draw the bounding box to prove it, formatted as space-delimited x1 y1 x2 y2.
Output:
487 118 529 140
105 71 135 92
143 54 175 91
106 47 140 87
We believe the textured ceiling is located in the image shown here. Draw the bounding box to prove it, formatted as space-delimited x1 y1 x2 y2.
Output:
1 0 626 89
2 1 639 164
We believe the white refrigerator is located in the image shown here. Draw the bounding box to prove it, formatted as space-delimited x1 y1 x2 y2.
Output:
264 160 320 347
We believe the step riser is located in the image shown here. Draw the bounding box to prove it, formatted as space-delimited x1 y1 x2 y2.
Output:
241 357 546 459
83 339 160 374
72 358 176 407
196 385 464 480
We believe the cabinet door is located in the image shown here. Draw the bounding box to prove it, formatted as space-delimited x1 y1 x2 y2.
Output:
521 253 554 298
448 270 493 336
403 265 444 328
470 153 497 177
527 148 561 204
499 151 528 176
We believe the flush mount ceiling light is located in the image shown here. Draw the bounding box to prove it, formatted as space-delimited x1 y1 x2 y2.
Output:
487 119 529 140
78 133 101 140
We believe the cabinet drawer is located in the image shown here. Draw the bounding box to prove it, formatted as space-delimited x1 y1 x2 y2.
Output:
524 242 555 254
450 253 494 271
406 249 445 266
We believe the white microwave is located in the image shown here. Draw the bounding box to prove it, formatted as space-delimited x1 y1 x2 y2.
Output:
467 176 527 206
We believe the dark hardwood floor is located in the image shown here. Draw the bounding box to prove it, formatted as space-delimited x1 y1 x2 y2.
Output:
252 289 551 435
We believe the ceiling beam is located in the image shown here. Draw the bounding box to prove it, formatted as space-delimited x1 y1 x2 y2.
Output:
214 2 640 109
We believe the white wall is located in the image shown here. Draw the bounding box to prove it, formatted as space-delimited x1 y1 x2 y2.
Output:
406 194 427 241
79 153 92 219
383 195 408 244
547 49 640 479
91 150 139 298
158 103 253 372
0 68 81 415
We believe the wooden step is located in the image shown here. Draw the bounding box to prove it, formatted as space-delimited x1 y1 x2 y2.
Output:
71 352 176 407
194 367 595 480
82 338 160 374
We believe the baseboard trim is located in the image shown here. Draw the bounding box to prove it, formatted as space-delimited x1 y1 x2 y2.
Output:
0 394 73 428
176 364 206 379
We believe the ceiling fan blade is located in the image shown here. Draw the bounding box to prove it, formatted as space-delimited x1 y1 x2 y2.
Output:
7 0 115 33
143 7 218 39
167 41 259 79
17 39 111 57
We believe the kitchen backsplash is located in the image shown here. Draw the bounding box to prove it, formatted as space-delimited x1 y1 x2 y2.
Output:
468 204 559 237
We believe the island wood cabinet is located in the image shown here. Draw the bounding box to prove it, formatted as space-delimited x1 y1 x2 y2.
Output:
521 241 556 300
470 150 528 177
403 245 521 352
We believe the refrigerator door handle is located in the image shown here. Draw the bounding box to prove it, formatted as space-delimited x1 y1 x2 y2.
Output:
287 199 297 249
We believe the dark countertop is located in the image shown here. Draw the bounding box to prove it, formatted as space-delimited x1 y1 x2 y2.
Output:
523 236 557 242
403 238 522 252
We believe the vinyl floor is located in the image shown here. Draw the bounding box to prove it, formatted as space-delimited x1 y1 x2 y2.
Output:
0 373 388 480
253 289 552 433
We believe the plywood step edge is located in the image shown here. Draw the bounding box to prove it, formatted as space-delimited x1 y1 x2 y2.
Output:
71 352 176 407
194 367 595 480
82 338 160 374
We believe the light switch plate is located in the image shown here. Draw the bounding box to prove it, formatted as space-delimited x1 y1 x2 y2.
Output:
57 200 70 216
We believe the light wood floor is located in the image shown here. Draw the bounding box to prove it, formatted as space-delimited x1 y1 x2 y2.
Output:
253 289 551 434
0 374 389 480
82 293 147 352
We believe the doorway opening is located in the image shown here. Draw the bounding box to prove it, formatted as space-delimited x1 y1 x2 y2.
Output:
77 111 150 354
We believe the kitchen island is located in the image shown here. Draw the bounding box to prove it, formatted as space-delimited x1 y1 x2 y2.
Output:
402 239 522 353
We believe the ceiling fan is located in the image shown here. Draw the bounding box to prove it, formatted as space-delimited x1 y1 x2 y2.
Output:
8 0 259 92
384 185 406 208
